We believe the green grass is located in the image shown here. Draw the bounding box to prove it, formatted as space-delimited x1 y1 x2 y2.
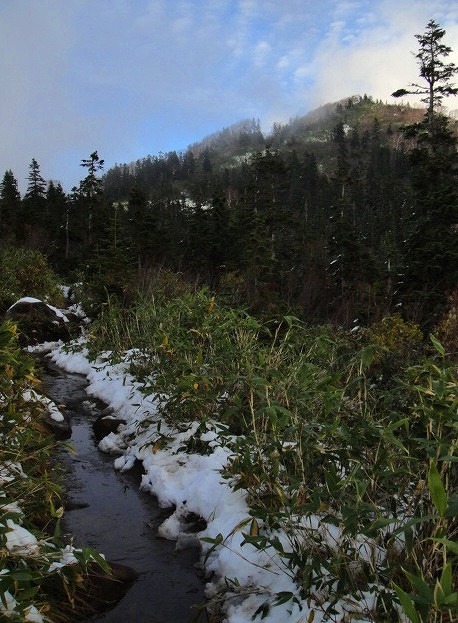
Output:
80 287 458 622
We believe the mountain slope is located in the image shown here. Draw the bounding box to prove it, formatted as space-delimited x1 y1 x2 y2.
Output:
104 94 434 199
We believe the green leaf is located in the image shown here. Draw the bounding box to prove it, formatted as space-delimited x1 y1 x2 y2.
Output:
359 344 377 371
394 584 420 623
386 417 410 432
443 592 458 606
90 550 110 573
403 569 434 602
366 517 397 534
430 334 445 356
428 460 447 517
201 533 223 545
440 562 452 598
10 570 34 582
253 602 270 620
434 578 445 607
392 514 435 537
18 586 40 600
273 591 295 606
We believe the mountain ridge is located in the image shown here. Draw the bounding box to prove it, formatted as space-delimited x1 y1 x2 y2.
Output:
104 94 442 200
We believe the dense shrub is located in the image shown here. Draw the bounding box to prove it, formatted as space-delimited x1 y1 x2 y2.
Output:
0 246 63 313
436 290 458 359
85 289 457 622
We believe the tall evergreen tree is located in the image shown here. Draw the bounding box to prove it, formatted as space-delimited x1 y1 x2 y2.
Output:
25 158 47 201
78 151 106 247
392 19 457 126
0 170 21 240
90 202 136 303
46 181 68 263
392 20 458 325
127 185 159 270
23 158 48 245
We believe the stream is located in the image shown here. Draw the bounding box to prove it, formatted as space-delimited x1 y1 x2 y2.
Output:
40 360 206 622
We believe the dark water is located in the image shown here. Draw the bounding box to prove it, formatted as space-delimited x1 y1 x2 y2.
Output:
40 361 206 623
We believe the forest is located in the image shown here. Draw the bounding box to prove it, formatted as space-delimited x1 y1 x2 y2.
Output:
1 88 456 332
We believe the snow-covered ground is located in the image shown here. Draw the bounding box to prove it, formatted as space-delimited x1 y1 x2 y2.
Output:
27 338 384 623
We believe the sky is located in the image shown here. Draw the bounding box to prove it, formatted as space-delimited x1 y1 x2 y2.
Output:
1 0 457 193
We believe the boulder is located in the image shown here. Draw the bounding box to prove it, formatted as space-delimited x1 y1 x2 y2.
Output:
93 410 126 441
43 561 138 619
5 297 80 346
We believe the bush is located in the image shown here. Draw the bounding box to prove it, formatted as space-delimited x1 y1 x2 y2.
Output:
0 246 63 314
436 290 458 359
367 313 423 354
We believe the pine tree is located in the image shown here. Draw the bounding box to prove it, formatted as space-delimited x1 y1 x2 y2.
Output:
127 185 159 270
25 158 47 200
0 170 21 240
23 158 48 246
46 181 68 263
24 158 46 216
90 202 136 304
78 151 106 247
392 20 458 325
392 20 457 126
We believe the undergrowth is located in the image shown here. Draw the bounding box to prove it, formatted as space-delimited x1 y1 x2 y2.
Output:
85 289 457 622
0 247 64 314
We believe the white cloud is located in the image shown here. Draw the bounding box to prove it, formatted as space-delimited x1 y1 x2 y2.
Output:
307 0 458 110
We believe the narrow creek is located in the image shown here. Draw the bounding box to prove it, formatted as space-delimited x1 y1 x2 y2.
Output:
40 360 206 622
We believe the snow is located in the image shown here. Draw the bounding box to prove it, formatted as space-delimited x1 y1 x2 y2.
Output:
7 296 42 307
0 581 44 623
0 461 26 484
34 339 382 623
48 545 82 572
47 304 69 322
22 389 65 422
5 520 39 555
7 297 70 322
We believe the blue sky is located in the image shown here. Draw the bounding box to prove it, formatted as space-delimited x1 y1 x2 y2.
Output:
1 0 457 193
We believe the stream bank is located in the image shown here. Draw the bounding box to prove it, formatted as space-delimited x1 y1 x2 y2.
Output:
40 360 206 623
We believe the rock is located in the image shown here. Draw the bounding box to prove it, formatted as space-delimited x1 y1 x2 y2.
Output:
5 297 80 346
43 561 138 618
93 412 126 441
42 411 72 440
23 387 72 440
158 503 207 550
181 511 208 533
80 561 138 611
65 500 90 511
